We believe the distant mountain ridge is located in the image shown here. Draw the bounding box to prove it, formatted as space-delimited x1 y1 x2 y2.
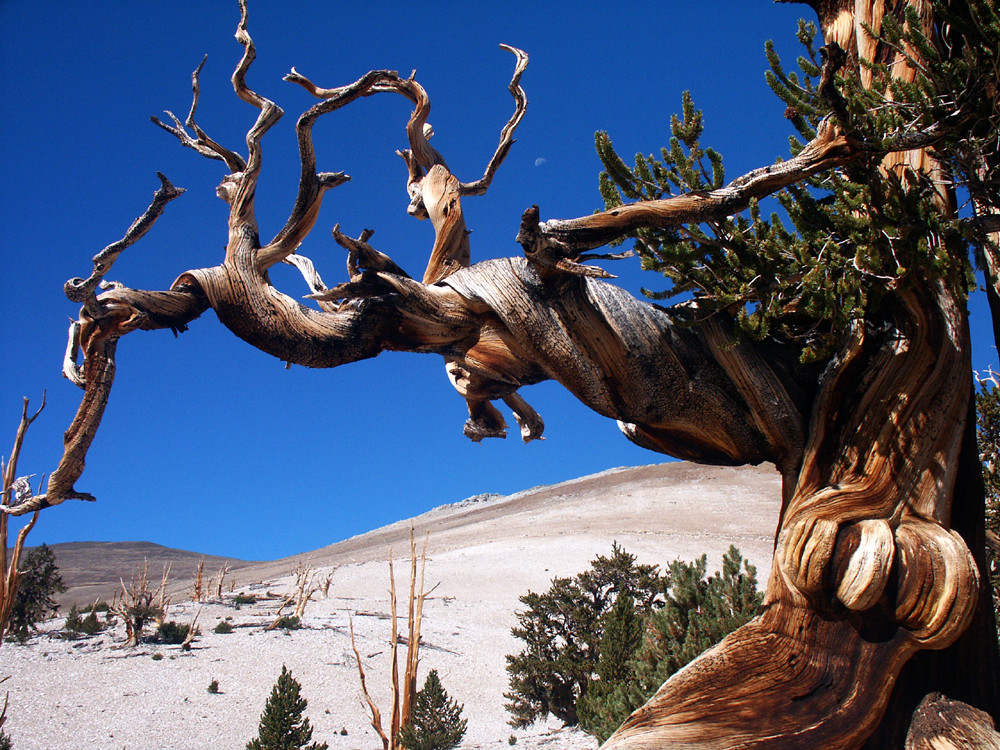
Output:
28 461 782 613
20 541 260 609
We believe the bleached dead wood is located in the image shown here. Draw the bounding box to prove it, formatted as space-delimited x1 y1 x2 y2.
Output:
111 560 170 647
26 0 996 745
0 397 44 645
212 562 231 600
192 558 205 603
352 529 431 750
905 693 1000 750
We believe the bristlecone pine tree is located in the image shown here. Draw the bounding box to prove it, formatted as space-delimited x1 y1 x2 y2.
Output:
8 544 65 641
19 0 1000 744
505 544 667 727
578 547 762 742
575 588 644 734
246 666 328 750
396 670 467 750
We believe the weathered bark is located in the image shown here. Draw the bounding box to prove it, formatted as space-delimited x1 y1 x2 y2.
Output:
905 693 1000 749
602 277 983 749
19 1 995 746
0 397 43 645
601 3 999 746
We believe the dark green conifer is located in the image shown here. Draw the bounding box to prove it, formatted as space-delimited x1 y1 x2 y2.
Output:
397 669 467 750
504 543 667 727
9 544 66 641
246 666 328 750
577 589 643 734
977 376 1000 640
594 8 997 364
580 547 761 743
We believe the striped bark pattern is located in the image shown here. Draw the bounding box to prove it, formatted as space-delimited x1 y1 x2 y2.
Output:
18 2 993 746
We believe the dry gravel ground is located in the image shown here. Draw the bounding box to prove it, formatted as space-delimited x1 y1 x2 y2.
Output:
0 461 781 749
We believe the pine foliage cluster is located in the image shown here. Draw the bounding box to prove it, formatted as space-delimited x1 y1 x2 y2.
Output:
9 544 65 641
978 375 1000 536
577 548 761 742
596 1 999 362
504 544 761 740
976 376 1000 640
504 543 668 727
397 669 468 750
247 666 328 750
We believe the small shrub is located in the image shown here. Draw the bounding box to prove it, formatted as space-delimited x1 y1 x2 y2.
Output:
339 728 348 736
214 620 234 634
208 679 220 694
0 728 11 750
233 594 257 606
397 669 467 750
64 605 105 637
63 605 83 634
152 653 164 661
157 621 193 644
271 615 300 631
508 735 517 745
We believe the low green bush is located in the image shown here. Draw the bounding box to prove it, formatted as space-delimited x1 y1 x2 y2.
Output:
64 605 105 636
271 615 301 631
214 620 235 634
157 621 198 644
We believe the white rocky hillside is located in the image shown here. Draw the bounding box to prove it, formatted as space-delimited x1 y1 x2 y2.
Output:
0 461 781 749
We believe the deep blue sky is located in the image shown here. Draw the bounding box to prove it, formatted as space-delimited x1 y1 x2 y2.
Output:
2 2 996 560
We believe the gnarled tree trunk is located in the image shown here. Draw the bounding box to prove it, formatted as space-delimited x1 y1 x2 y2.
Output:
10 0 998 746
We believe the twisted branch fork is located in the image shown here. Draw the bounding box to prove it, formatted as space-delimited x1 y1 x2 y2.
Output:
284 225 412 312
287 44 529 208
262 68 403 269
376 45 530 204
459 44 529 197
14 176 199 517
1 396 45 524
150 56 247 173
63 173 186 326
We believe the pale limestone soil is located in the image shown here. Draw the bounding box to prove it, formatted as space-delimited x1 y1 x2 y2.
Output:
0 462 780 749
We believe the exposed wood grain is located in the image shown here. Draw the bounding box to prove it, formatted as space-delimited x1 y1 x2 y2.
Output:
905 693 1000 749
35 1 995 745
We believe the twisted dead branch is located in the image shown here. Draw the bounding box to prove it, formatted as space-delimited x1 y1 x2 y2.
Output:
351 529 432 750
0 397 44 645
110 560 171 647
265 562 319 629
30 1 996 743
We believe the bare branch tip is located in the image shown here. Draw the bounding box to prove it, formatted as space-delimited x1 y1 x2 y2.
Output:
154 172 186 200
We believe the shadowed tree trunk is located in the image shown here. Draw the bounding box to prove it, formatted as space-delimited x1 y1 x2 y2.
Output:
9 0 999 746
